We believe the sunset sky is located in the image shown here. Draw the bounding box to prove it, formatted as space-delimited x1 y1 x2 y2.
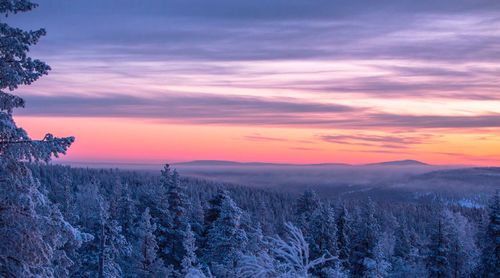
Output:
9 0 500 165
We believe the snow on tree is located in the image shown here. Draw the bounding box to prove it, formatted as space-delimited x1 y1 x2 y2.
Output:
336 203 352 271
203 189 227 229
350 198 384 277
478 192 500 278
269 223 335 277
157 164 191 271
238 251 278 278
308 202 338 274
238 222 338 277
203 190 248 276
295 189 320 231
72 181 131 278
97 199 132 278
245 222 267 255
0 1 87 276
184 266 214 278
181 224 199 274
351 199 388 277
427 215 452 278
362 232 391 278
109 179 137 237
390 221 427 277
445 210 479 277
199 189 229 253
131 207 168 277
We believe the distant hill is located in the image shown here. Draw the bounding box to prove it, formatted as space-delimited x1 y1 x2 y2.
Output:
176 159 432 167
384 167 500 197
364 159 429 166
174 160 288 166
174 160 350 167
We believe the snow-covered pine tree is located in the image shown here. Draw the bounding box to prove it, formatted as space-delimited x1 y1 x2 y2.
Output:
245 222 267 255
427 216 452 278
0 1 87 276
97 199 132 278
131 207 168 277
59 171 75 219
203 191 248 277
350 198 381 277
478 192 500 278
295 189 320 232
390 221 427 277
199 189 229 253
110 179 137 237
181 223 199 275
445 210 479 277
308 202 338 274
161 165 191 272
337 203 352 271
72 179 131 278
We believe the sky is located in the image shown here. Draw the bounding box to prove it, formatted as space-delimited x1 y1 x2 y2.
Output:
7 0 500 165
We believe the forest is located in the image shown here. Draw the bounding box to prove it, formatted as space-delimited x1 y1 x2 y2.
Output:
1 1 499 277
3 162 500 278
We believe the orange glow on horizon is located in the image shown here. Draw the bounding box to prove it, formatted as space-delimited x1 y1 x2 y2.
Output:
16 116 500 166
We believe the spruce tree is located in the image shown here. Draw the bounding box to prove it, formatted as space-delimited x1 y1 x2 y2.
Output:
131 207 168 277
427 217 451 278
479 192 500 277
337 203 352 271
308 202 338 273
295 189 320 227
351 198 381 277
203 191 248 276
161 165 190 271
0 1 84 276
181 224 199 274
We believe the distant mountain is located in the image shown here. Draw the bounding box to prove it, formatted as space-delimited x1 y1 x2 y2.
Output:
174 160 287 166
174 160 351 167
364 159 429 166
384 167 500 197
176 159 433 167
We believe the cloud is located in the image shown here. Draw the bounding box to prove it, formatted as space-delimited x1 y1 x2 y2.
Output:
339 149 411 155
9 0 500 137
290 147 322 151
318 133 435 148
17 93 500 130
243 134 288 142
369 113 500 129
9 0 499 65
19 93 358 121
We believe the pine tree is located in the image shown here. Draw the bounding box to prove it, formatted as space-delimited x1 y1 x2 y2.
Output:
203 191 248 276
200 189 230 252
131 208 168 277
73 182 131 278
390 222 426 277
97 199 132 278
427 216 451 278
160 165 190 271
203 189 227 229
110 179 137 237
0 1 84 276
295 189 320 231
181 224 199 274
351 198 381 277
308 202 338 274
478 192 500 277
337 203 352 271
446 210 479 278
